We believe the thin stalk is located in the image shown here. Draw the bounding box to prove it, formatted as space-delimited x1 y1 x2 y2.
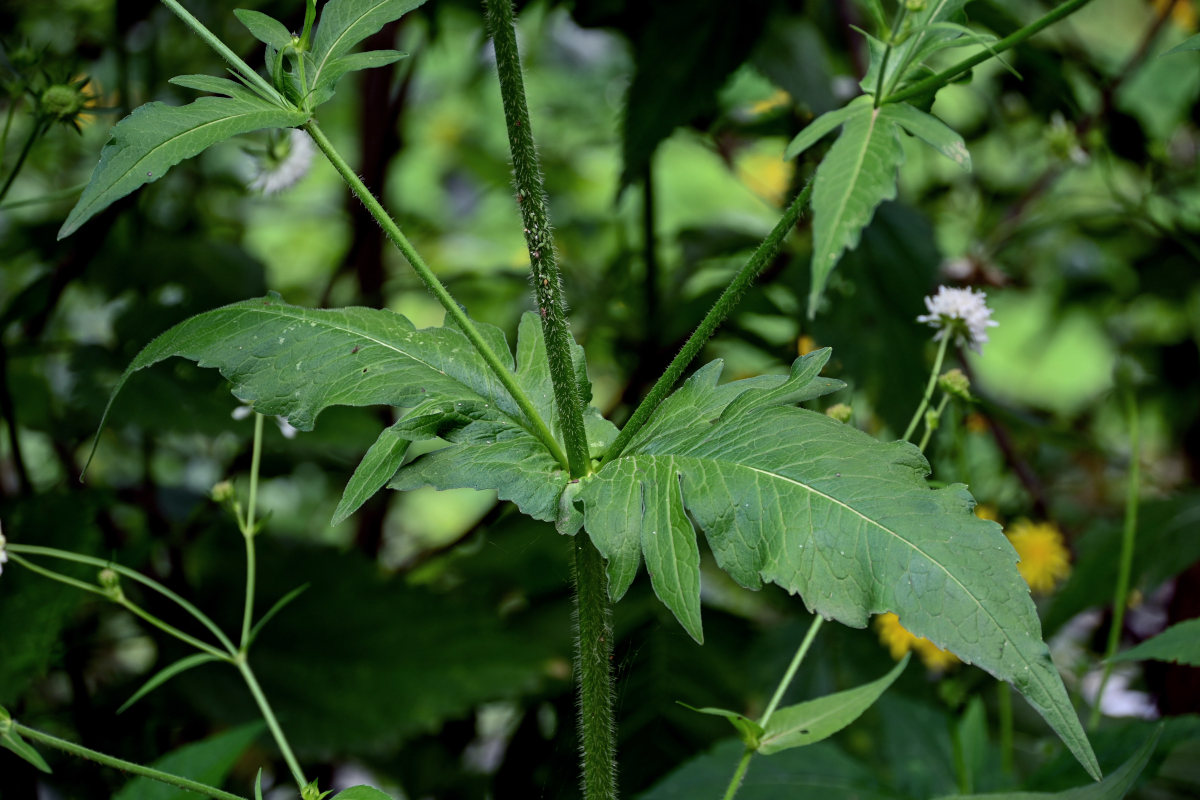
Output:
902 335 949 442
158 0 285 105
873 6 910 107
240 413 264 651
602 182 813 465
14 723 248 800
1089 389 1140 730
7 552 112 597
484 0 592 477
8 544 237 654
573 534 616 800
885 0 1097 106
1 97 21 171
236 658 307 791
998 680 1014 776
722 616 825 800
304 120 569 470
917 394 951 453
0 118 48 205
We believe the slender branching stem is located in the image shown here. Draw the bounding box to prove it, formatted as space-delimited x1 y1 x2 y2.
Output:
484 0 592 478
903 335 949 443
0 118 48 204
917 394 951 453
884 0 1098 106
13 722 248 800
239 413 264 651
236 657 307 791
721 752 754 800
304 119 570 471
602 182 814 465
1089 388 1140 729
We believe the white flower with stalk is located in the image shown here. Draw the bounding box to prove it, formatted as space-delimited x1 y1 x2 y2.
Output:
917 285 999 354
246 129 314 195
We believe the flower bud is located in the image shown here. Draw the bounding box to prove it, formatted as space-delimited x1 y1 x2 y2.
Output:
938 368 972 401
98 568 124 600
39 84 86 121
825 403 853 424
905 0 927 10
211 480 236 505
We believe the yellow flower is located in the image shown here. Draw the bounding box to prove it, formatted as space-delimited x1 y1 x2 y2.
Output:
1007 519 1071 594
974 504 999 523
875 612 959 672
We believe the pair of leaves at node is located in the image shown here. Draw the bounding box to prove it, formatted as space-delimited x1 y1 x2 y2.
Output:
684 654 909 756
792 0 986 316
0 704 51 773
58 0 429 240
95 294 1098 779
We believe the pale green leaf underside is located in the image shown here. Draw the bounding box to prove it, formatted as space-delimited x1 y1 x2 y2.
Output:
579 349 1099 779
886 103 971 170
58 97 307 239
310 0 428 98
333 423 411 524
1110 618 1200 666
759 655 908 754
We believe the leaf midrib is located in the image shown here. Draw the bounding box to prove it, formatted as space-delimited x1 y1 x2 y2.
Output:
312 0 394 89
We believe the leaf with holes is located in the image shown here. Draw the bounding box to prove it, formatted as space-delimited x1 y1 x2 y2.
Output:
578 348 1099 779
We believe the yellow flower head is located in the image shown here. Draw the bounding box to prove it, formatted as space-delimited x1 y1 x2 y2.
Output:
875 612 959 672
1007 519 1071 594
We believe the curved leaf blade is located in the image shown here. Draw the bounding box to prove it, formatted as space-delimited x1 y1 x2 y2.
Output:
234 9 294 49
884 103 971 170
759 655 908 754
579 355 1100 779
1109 618 1200 666
785 96 871 161
310 0 428 100
59 97 307 239
117 653 222 714
333 422 412 524
807 108 905 316
677 703 763 748
0 723 52 773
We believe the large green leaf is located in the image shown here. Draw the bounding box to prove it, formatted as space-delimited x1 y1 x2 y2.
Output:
58 97 308 239
1110 618 1200 667
807 104 905 316
309 0 428 102
113 724 263 800
578 349 1100 779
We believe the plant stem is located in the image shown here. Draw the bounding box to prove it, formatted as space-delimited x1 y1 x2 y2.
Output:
484 0 592 478
8 544 237 654
903 335 949 443
1089 388 1140 730
873 5 910 107
304 119 570 471
236 658 307 791
998 680 1014 776
240 413 264 651
157 0 285 105
573 534 617 800
0 118 48 205
602 181 813 465
722 615 825 800
884 0 1097 106
14 722 248 800
917 394 951 453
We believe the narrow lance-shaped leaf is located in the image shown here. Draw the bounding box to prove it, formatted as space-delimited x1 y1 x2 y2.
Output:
309 0 429 100
677 704 763 749
233 9 294 50
784 96 872 161
117 653 222 714
1109 618 1200 666
59 97 308 239
884 103 971 170
807 107 905 316
578 349 1100 779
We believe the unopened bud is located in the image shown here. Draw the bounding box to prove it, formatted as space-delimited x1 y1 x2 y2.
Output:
98 568 123 599
825 403 853 424
211 480 235 504
905 0 927 10
938 368 972 401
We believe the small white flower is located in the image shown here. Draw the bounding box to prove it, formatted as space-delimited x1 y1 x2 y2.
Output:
233 405 298 439
916 285 999 354
247 129 314 195
0 522 8 577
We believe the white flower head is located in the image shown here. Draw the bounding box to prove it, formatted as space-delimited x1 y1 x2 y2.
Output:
916 285 999 354
247 129 314 195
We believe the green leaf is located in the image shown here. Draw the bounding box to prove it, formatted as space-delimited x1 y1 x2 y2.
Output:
309 50 408 106
1109 618 1200 666
331 787 397 800
860 0 972 98
934 727 1160 800
310 0 428 101
677 703 764 749
59 97 307 239
333 421 412 524
113 723 263 800
1163 32 1200 56
884 102 971 170
168 74 262 102
784 96 872 161
759 654 908 755
117 653 223 714
0 722 52 773
248 583 310 645
234 9 294 50
254 769 264 800
807 106 905 316
579 349 1100 779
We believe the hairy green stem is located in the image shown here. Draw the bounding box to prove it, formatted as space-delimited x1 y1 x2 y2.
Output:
723 616 825 800
602 182 813 465
885 0 1097 106
236 658 307 791
573 534 617 799
1089 388 1140 730
14 722 247 800
304 119 570 470
484 0 592 478
158 0 285 105
903 335 949 443
8 544 237 654
240 413 264 651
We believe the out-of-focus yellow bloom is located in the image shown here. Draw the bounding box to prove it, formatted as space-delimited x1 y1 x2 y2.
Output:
875 612 959 672
1007 519 1071 594
1153 0 1196 31
974 504 1000 523
736 150 793 207
797 334 818 356
748 88 791 116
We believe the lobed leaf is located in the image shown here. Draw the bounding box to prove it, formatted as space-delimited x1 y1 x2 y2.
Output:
579 349 1100 778
59 97 307 239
